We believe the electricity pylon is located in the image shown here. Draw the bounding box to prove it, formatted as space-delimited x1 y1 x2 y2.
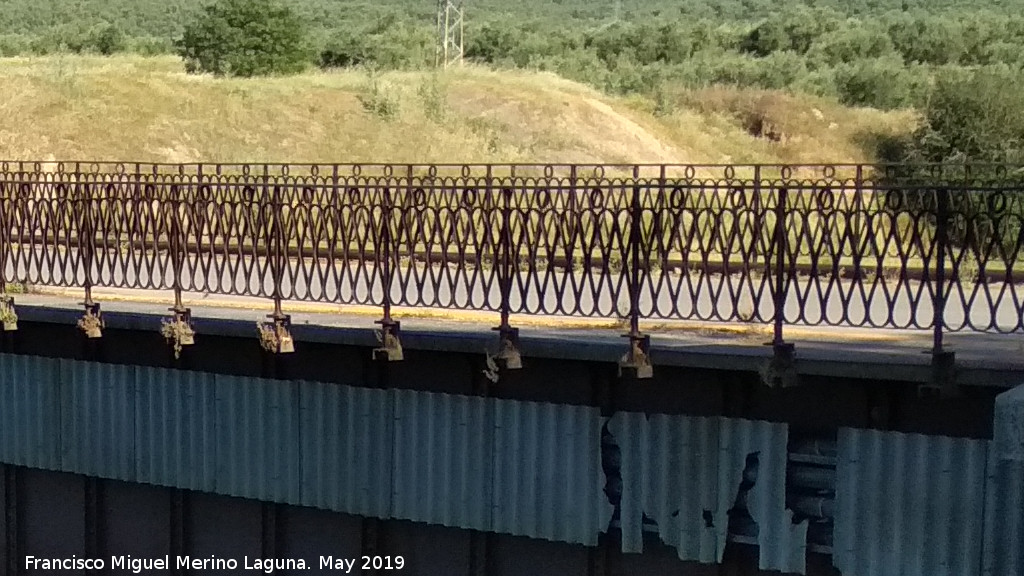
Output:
435 0 465 69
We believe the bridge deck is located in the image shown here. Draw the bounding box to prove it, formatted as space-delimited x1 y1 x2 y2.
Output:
8 286 1023 388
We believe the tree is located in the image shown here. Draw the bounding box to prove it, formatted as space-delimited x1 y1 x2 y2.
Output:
91 23 126 56
912 66 1024 163
175 0 309 77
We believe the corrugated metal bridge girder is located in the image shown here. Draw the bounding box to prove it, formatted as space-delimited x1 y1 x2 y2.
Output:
0 355 61 471
985 385 1024 576
60 359 136 482
214 374 302 505
134 366 217 493
834 428 990 576
491 400 612 546
298 380 393 518
607 412 804 574
390 388 492 531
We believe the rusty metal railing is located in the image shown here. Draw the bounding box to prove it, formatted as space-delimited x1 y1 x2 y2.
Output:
0 162 1022 378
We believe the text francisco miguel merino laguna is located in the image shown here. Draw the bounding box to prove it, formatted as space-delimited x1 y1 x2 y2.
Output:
24 555 403 573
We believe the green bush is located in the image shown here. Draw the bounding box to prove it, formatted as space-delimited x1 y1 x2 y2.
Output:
91 24 127 55
911 66 1024 163
357 67 401 121
175 0 310 77
833 57 927 109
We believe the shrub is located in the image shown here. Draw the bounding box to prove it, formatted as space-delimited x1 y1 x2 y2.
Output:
175 0 310 77
357 67 401 121
91 24 127 56
833 57 926 110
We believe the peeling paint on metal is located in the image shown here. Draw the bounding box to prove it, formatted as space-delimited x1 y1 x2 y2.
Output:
0 354 61 470
834 428 990 576
135 365 217 492
391 389 491 531
59 360 136 481
298 380 392 518
492 399 611 546
727 418 807 575
214 375 301 505
608 413 803 573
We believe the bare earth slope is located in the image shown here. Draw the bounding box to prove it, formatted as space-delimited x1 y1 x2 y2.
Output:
0 55 914 164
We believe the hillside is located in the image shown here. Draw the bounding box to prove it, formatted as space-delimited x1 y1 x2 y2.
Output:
0 55 914 164
3 0 1024 39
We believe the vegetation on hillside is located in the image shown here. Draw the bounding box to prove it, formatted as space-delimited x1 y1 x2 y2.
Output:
0 55 913 166
1 0 1023 164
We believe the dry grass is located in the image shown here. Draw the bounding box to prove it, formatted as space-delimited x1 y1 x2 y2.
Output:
0 55 916 166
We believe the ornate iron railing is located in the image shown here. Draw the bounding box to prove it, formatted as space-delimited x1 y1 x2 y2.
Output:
0 162 1022 367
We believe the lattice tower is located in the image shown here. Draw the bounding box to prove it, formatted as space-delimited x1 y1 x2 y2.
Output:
435 0 465 69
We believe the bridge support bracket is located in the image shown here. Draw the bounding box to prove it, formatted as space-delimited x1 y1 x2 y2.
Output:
77 302 104 339
259 313 295 354
618 332 653 380
162 307 195 360
759 342 799 388
491 325 522 370
919 349 958 399
373 319 403 362
0 294 18 332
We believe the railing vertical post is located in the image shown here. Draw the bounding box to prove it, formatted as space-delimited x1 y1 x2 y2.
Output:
928 181 956 396
81 181 95 309
752 165 762 265
77 179 106 350
490 175 521 371
933 187 948 355
853 165 864 283
772 186 788 347
170 186 185 315
619 180 652 379
764 184 797 387
262 183 294 360
374 184 402 361
0 176 17 343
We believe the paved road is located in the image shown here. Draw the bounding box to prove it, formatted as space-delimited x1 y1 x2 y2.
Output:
4 246 1022 333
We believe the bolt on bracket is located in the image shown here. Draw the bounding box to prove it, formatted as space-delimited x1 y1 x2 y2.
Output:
491 325 523 370
618 332 653 379
759 342 799 388
373 319 403 362
77 302 104 339
0 295 18 332
919 349 957 399
258 313 295 354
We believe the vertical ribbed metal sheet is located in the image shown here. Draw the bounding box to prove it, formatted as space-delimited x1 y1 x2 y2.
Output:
984 385 1024 576
491 399 611 546
724 418 806 575
298 380 392 518
834 428 990 576
608 413 800 572
59 360 136 481
391 389 492 531
134 365 217 492
0 354 61 470
215 375 301 505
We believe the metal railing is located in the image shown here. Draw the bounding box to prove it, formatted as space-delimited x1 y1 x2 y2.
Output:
0 162 1022 367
